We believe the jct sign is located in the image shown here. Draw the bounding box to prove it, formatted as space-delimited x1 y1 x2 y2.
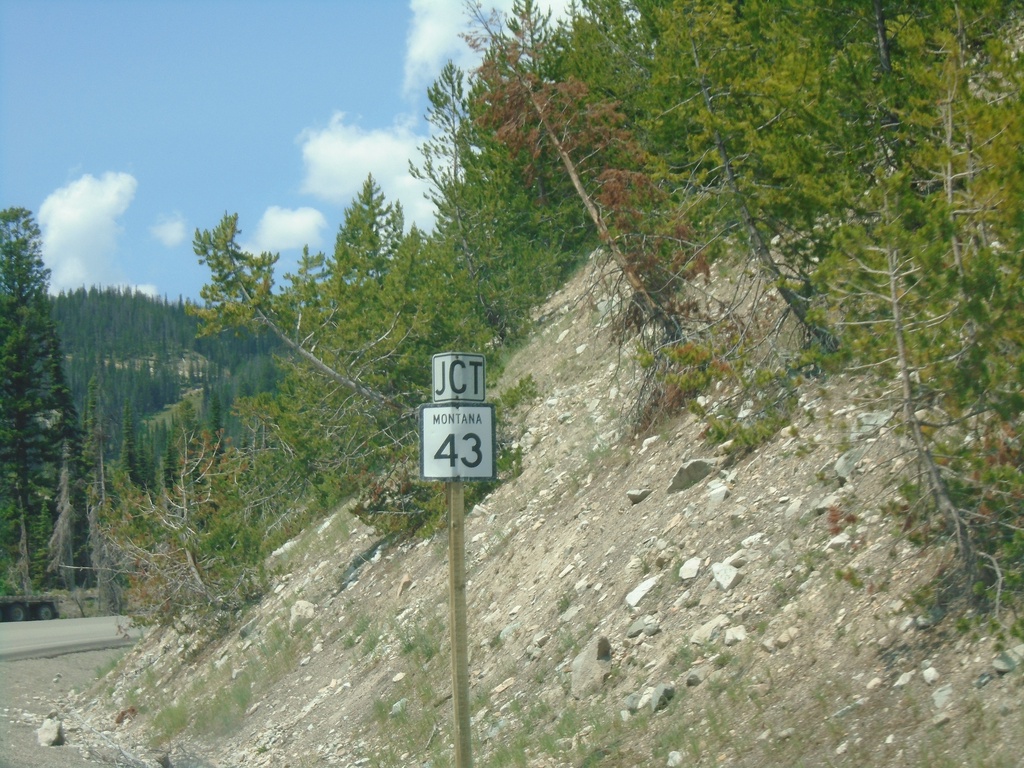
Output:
432 353 486 403
419 403 496 481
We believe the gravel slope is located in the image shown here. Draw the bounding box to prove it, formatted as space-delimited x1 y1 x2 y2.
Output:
0 649 124 768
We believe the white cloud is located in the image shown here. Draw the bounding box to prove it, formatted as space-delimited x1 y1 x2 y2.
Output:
241 206 328 255
295 1 576 239
150 212 188 248
404 0 474 99
403 0 575 98
38 172 137 292
129 283 160 298
298 112 433 230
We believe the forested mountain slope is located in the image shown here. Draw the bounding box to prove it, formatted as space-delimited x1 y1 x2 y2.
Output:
50 286 280 445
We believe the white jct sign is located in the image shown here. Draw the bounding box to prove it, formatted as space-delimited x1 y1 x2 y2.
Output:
419 403 496 481
432 353 486 403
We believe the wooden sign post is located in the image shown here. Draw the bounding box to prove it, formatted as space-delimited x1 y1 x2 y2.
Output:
420 353 495 768
447 480 472 768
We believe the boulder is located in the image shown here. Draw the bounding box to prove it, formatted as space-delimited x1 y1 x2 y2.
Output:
711 562 743 591
571 636 612 699
651 683 675 712
668 459 716 493
679 557 702 581
36 717 64 747
625 575 660 608
289 600 316 633
627 488 652 505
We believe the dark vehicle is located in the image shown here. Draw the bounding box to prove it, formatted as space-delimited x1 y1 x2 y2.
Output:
0 595 59 621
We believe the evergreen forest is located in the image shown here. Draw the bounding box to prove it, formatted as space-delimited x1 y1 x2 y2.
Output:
2 0 1021 637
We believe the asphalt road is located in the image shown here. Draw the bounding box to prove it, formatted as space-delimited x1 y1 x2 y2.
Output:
0 616 142 661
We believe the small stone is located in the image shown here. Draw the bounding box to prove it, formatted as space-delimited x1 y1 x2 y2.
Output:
686 666 710 687
678 557 701 581
894 671 915 689
711 562 742 591
775 627 799 648
690 614 730 645
825 532 851 551
627 489 652 505
289 600 316 633
835 446 867 481
390 698 408 717
993 652 1018 674
651 683 675 712
724 626 747 646
667 750 684 767
668 459 716 493
932 684 954 710
624 692 642 713
626 619 647 639
625 576 660 608
570 637 612 699
974 672 993 688
922 667 940 685
706 485 730 507
492 677 515 695
724 549 749 568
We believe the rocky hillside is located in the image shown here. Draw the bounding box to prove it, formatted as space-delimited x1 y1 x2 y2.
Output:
54 255 1024 766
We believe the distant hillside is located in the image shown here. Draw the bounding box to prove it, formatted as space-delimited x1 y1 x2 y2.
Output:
49 286 281 456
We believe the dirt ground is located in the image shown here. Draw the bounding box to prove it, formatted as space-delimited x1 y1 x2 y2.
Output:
0 648 125 768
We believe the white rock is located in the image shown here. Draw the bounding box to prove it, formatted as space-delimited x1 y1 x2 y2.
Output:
289 600 317 632
825 532 851 551
724 626 747 646
707 485 730 507
678 557 701 581
36 718 63 747
932 684 954 710
724 549 749 568
711 562 743 591
894 671 915 688
690 614 730 644
625 576 661 608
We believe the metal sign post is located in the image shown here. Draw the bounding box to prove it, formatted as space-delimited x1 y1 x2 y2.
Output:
421 353 495 768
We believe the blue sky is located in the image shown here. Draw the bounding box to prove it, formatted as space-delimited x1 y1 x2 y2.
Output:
1 0 568 300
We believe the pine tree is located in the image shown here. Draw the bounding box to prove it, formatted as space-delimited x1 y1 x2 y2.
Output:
0 207 79 592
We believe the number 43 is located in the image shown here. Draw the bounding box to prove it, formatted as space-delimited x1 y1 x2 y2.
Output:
434 432 483 468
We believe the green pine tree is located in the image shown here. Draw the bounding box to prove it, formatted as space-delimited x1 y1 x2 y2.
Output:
0 207 79 592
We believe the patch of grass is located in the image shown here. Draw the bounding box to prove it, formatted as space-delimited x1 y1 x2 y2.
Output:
399 616 442 662
835 566 865 589
670 643 697 670
193 672 253 738
94 649 126 680
343 611 373 649
150 701 189 744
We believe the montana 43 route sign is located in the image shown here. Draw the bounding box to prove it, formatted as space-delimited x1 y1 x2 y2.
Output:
419 403 496 481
